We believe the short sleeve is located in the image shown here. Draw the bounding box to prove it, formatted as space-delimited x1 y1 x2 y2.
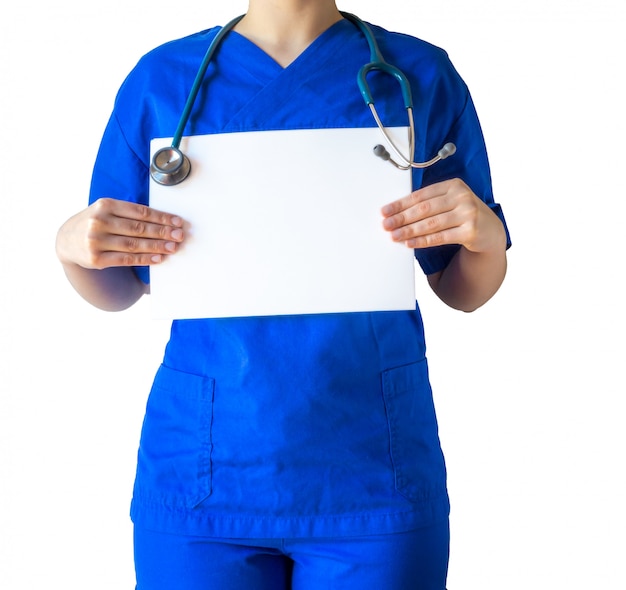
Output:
412 77 511 275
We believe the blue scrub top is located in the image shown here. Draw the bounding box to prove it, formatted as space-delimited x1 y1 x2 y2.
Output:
89 18 510 538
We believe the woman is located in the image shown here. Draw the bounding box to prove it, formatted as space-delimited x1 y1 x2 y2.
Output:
56 1 510 588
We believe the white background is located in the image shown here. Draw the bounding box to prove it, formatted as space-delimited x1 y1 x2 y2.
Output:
1 1 624 588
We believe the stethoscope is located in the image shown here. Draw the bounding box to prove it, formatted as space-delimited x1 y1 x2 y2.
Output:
150 12 456 186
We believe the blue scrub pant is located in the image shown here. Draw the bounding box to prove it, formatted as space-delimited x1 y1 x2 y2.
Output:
134 519 449 590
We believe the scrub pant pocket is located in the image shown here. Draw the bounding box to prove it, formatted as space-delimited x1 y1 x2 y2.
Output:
132 364 215 509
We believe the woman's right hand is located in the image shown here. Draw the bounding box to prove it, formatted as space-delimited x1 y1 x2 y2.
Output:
56 197 185 270
55 198 186 311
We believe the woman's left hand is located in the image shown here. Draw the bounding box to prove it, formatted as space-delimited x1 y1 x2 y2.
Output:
381 178 505 255
382 178 507 312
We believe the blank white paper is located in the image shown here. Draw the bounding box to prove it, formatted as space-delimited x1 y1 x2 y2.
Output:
149 127 415 319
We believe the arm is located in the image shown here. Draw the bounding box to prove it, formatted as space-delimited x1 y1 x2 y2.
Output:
55 198 185 312
382 178 507 312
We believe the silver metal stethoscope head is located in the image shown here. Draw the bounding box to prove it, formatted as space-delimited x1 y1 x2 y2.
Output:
149 14 244 186
150 146 192 186
150 12 456 186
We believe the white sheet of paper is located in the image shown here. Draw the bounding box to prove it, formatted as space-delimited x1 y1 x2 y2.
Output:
149 127 415 319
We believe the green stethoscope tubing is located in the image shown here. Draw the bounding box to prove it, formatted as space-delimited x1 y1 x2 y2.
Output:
150 12 455 186
171 14 246 150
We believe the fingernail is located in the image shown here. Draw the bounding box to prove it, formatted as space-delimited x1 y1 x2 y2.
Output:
151 255 162 263
171 228 183 240
165 242 176 252
172 216 183 227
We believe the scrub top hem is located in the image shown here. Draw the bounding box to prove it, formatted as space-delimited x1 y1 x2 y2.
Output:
130 493 450 539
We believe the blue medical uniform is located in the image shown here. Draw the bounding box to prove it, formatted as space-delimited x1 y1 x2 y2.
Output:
89 19 509 543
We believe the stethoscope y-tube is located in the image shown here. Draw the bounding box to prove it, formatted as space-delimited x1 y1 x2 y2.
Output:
150 13 456 186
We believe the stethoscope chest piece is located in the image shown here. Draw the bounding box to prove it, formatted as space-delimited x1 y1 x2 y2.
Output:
150 146 191 186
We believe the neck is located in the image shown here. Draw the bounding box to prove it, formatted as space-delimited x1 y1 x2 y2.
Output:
234 0 342 67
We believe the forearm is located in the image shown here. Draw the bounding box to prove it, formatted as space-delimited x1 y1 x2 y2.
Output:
428 236 507 312
60 262 148 312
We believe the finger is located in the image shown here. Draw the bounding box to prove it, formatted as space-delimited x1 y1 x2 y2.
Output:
382 191 453 232
94 198 184 231
381 192 422 219
90 200 185 243
112 216 185 242
389 209 460 244
381 178 469 222
84 217 183 260
381 181 451 217
105 234 182 256
92 251 170 269
403 226 461 249
105 198 183 226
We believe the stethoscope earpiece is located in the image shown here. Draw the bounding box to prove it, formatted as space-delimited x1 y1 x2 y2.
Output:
373 142 456 170
150 146 191 186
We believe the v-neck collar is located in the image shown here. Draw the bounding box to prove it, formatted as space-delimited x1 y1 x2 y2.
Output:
196 17 366 133
221 18 357 83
